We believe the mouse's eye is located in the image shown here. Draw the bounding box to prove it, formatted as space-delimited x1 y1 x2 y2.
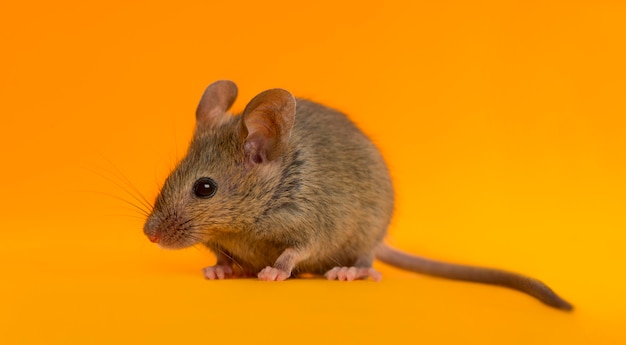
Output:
193 177 218 198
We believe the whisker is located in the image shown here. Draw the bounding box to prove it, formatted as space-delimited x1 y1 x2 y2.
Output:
216 247 244 272
100 213 149 222
82 157 154 214
85 190 151 217
84 166 153 215
98 154 155 212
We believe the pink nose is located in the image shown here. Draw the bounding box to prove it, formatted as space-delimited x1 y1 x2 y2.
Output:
147 234 160 243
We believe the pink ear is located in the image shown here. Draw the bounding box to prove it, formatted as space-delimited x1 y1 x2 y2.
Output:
196 80 238 129
241 88 296 165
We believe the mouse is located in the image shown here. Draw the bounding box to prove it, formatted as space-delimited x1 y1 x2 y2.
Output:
143 80 573 311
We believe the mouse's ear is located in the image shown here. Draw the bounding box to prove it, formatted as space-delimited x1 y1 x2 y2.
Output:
196 80 238 129
241 88 296 165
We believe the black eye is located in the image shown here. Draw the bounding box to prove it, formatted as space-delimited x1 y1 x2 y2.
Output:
193 177 218 198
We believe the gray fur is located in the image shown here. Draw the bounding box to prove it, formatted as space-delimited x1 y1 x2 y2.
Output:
144 85 393 276
144 80 573 311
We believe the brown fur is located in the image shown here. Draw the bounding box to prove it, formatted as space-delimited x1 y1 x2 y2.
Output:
144 81 393 277
144 80 572 311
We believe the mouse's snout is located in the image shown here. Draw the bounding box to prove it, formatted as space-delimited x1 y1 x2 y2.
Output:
142 211 204 249
143 216 161 244
147 233 160 243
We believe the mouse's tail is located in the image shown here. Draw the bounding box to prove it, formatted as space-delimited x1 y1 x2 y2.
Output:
375 244 573 311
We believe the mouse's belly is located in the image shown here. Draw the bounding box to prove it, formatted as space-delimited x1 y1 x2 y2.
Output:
205 237 368 276
206 237 287 274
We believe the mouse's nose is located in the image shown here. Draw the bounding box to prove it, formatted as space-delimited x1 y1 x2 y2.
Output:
143 218 161 244
147 233 160 243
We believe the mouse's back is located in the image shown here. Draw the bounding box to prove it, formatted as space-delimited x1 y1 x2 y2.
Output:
270 99 394 272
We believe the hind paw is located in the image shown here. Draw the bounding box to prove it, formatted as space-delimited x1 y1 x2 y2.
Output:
324 267 382 282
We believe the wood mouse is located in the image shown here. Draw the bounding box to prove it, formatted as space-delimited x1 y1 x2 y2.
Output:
143 80 573 311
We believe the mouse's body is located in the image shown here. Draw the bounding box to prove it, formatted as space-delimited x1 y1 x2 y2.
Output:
143 80 573 311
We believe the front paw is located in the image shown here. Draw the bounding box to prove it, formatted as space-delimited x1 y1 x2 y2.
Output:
257 266 291 281
202 265 234 280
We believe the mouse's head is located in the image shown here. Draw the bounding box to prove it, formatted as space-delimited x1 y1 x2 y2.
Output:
143 80 296 249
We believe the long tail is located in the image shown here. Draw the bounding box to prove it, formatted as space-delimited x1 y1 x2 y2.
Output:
375 244 573 311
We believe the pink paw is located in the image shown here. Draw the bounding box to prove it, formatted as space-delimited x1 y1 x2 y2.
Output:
202 265 234 280
257 266 291 281
324 267 382 282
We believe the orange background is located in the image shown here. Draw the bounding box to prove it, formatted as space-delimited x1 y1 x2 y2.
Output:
1 0 625 344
